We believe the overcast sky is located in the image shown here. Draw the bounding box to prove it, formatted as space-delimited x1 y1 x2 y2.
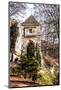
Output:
10 3 35 22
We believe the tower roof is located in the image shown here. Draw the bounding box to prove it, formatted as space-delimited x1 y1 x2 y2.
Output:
21 15 40 26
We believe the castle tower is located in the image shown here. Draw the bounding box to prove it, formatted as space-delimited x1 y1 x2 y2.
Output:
20 15 42 57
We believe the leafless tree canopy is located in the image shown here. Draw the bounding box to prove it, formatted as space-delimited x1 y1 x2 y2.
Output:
9 2 59 45
9 2 27 18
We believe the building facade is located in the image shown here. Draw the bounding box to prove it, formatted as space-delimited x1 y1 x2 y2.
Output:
20 15 42 56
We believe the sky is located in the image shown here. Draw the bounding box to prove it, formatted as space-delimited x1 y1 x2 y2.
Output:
11 3 34 22
25 4 34 17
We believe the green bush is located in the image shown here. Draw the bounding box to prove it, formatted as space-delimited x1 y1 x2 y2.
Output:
52 66 59 85
32 72 37 81
36 50 41 66
38 68 53 85
10 64 22 75
20 54 40 81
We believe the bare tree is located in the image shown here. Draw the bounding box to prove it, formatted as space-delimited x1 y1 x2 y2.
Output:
9 2 27 18
10 19 19 61
33 4 59 44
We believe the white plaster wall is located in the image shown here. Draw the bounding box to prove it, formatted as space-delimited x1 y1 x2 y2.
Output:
15 24 42 55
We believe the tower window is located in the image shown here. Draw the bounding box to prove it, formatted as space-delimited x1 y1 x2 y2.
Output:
29 29 32 33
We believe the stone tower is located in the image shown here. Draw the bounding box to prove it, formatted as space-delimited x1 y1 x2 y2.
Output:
20 15 42 56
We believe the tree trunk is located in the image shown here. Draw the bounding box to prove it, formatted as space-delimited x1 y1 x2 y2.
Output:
10 53 14 62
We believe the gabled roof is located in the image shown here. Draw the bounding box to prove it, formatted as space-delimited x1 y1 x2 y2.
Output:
21 15 40 26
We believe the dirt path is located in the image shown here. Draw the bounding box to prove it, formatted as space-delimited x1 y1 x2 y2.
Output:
9 76 40 88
